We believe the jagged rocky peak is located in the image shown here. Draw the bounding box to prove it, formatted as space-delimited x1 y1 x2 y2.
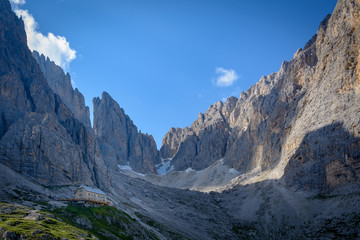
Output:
228 0 360 189
192 96 238 129
0 0 59 135
160 0 360 191
160 127 191 160
93 92 160 174
160 96 238 171
0 0 108 188
32 51 91 127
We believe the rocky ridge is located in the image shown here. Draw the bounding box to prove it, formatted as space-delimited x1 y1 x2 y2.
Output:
160 0 360 191
93 92 160 174
0 0 108 188
32 51 91 127
160 96 238 171
29 24 159 176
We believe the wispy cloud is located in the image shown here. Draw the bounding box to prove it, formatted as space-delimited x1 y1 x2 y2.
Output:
13 8 76 70
213 67 239 87
10 0 25 5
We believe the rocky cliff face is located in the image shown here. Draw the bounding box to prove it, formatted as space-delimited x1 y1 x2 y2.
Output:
0 0 108 188
277 0 360 189
161 0 360 190
0 0 60 136
93 92 160 174
227 0 360 191
32 51 91 127
160 97 237 171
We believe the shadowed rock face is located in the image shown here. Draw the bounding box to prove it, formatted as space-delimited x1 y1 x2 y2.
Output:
0 0 59 137
93 92 160 174
0 0 108 188
0 113 104 186
160 0 360 190
282 123 360 190
32 51 91 127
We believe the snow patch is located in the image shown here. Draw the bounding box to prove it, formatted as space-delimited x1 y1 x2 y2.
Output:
155 158 174 175
144 158 242 193
184 168 204 174
185 168 195 173
118 165 132 171
118 164 145 177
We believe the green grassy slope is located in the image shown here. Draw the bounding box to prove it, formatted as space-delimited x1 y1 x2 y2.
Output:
0 202 160 240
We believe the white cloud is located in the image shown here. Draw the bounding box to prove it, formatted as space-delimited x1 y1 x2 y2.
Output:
213 67 239 87
10 0 25 5
14 9 76 70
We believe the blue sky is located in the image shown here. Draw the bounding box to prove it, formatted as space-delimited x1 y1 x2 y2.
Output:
12 0 337 148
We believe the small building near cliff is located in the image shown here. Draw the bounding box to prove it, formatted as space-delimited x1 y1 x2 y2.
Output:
74 185 108 204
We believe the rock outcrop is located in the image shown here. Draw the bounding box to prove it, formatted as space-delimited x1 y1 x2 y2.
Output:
0 0 61 137
32 51 91 127
160 0 360 190
93 92 160 174
160 97 237 171
0 113 106 186
0 0 108 188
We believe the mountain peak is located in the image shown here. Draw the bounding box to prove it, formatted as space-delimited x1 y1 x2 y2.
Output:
32 50 91 127
93 92 160 174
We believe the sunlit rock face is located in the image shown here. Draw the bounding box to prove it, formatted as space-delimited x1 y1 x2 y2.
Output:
161 0 360 190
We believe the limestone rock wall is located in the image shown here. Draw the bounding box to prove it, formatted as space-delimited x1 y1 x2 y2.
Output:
160 0 360 190
160 97 238 171
32 51 91 127
0 0 109 188
93 92 160 174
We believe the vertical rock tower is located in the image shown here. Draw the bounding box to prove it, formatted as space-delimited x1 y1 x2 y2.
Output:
93 92 160 174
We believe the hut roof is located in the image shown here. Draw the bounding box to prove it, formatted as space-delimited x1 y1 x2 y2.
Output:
78 185 106 195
